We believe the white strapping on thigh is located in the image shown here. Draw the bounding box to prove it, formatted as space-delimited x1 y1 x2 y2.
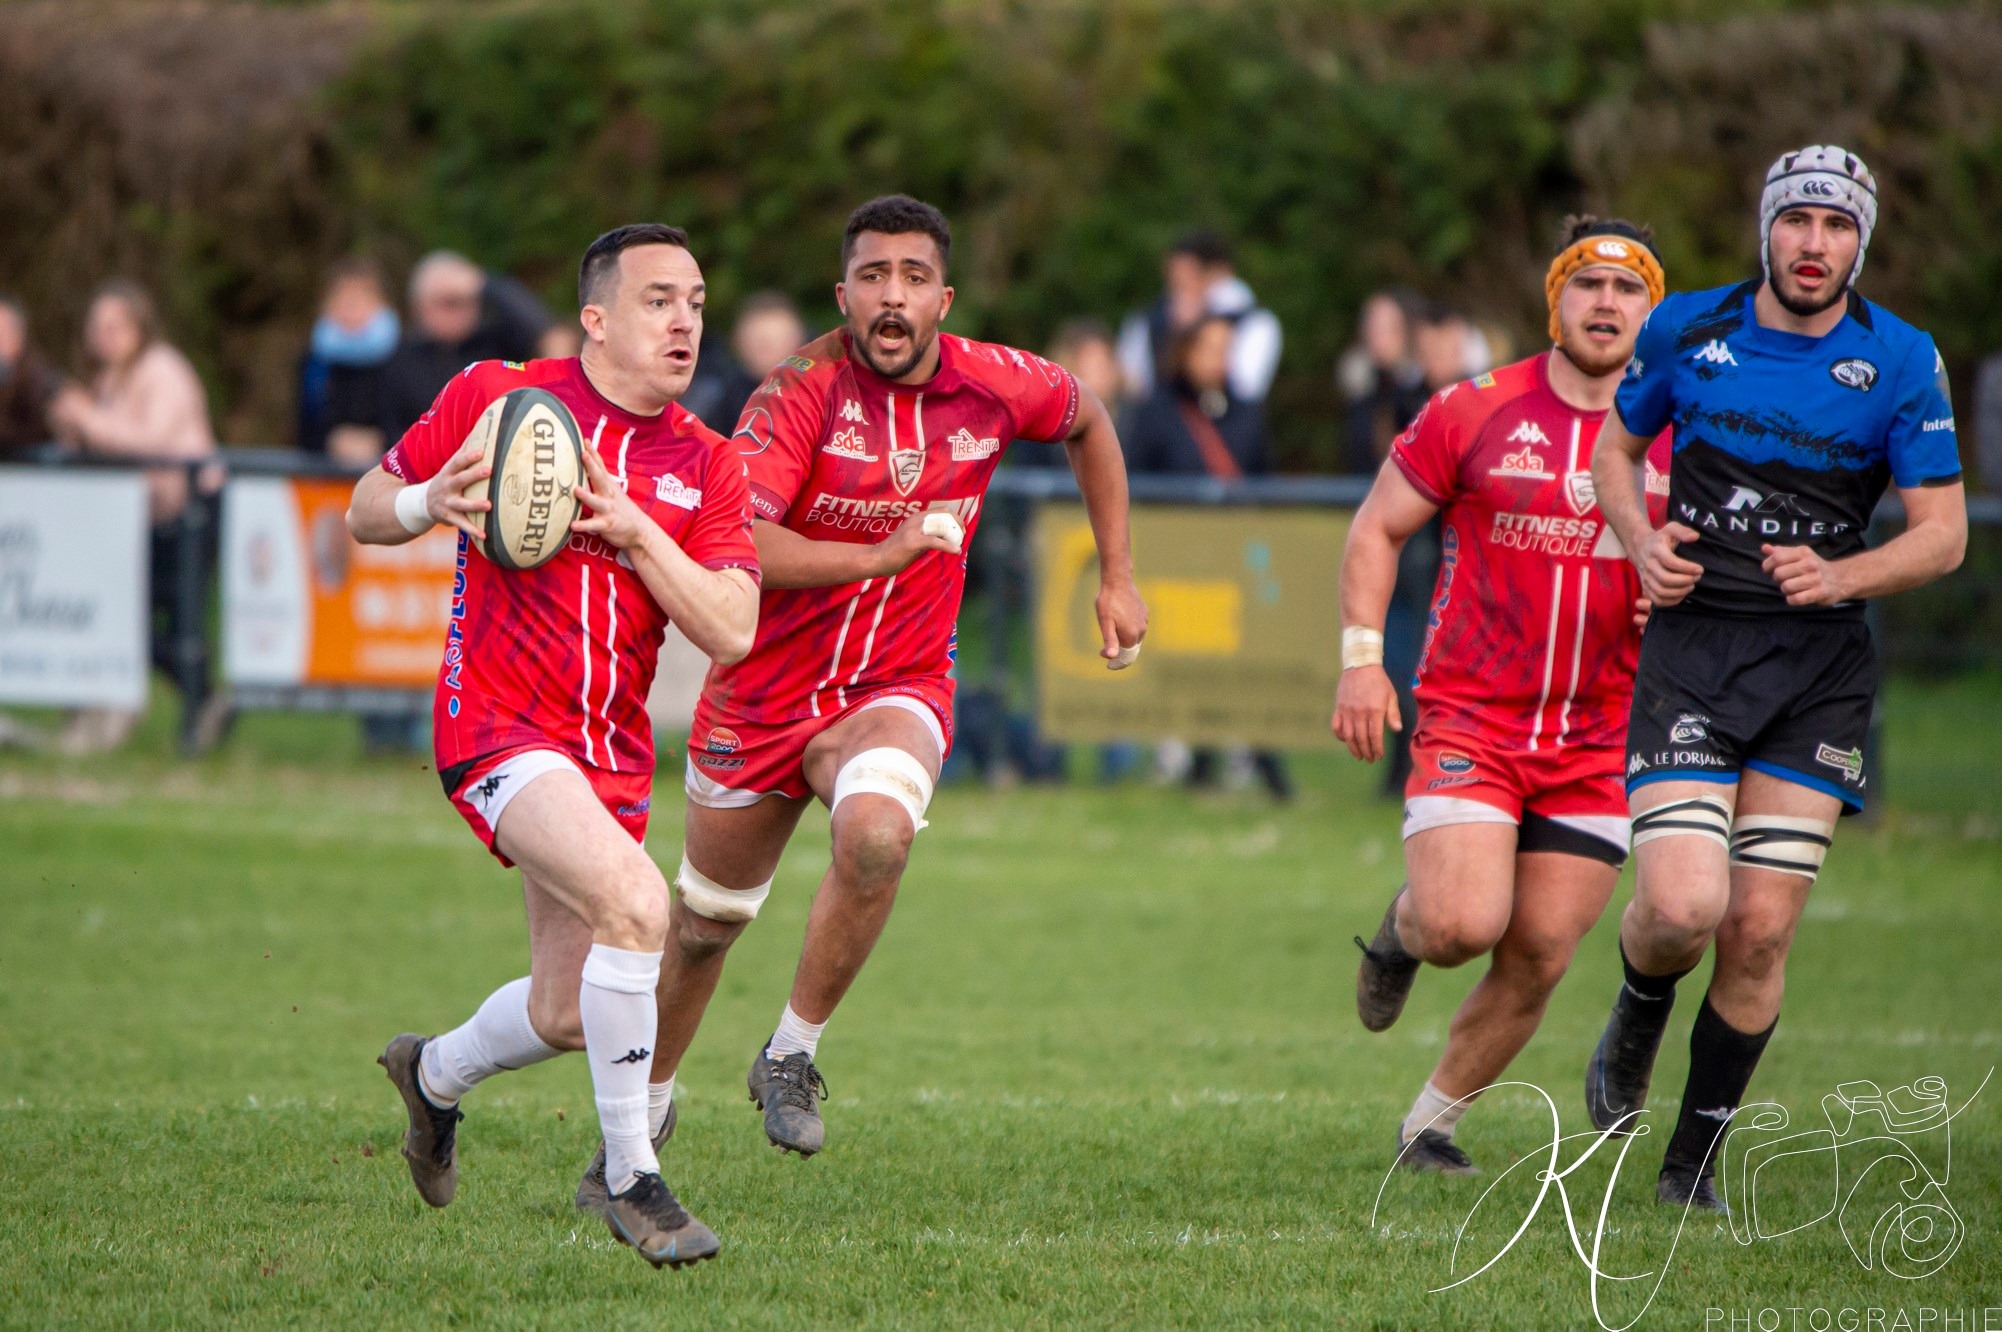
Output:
1631 795 1733 849
853 693 947 759
831 745 935 831
683 755 771 809
460 749 583 833
1401 795 1517 841
1729 814 1834 883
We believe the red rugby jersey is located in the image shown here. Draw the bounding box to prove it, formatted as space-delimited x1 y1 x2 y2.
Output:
1390 352 1671 751
381 357 759 775
705 330 1079 723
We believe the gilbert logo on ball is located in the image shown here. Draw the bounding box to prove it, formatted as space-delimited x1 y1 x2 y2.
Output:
462 387 585 570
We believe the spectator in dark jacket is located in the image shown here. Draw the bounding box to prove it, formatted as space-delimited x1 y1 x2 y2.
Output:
326 251 559 451
681 291 806 434
1121 315 1269 479
296 259 399 463
0 296 65 457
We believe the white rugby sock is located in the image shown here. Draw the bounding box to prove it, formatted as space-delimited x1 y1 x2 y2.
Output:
1402 1081 1473 1143
579 944 663 1194
766 1003 827 1060
419 976 559 1107
648 1076 677 1139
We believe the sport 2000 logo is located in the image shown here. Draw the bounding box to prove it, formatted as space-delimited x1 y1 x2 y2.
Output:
1370 1069 1990 1330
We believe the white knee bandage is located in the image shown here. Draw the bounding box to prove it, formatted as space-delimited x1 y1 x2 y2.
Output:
1631 795 1733 850
831 746 934 832
674 854 771 923
1730 815 1834 883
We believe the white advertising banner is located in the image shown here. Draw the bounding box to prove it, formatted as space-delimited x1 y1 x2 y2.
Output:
0 467 150 708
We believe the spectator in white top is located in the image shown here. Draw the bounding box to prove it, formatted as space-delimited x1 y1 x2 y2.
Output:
1117 230 1282 405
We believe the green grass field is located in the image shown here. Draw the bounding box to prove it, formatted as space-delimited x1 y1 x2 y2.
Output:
3 678 1999 1330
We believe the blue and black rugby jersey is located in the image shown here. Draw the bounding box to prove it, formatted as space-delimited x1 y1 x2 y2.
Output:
1615 280 1961 618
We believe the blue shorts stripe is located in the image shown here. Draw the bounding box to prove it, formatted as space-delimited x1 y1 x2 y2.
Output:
1742 758 1865 810
1626 768 1739 795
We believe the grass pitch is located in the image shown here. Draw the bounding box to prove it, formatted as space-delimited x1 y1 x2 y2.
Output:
2 677 1998 1329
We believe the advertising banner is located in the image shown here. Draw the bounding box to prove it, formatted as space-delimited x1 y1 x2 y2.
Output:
0 467 150 708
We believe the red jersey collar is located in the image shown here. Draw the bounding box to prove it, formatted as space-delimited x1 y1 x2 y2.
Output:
1537 348 1612 419
566 357 683 434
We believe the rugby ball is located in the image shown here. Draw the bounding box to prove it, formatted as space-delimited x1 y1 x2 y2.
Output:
460 387 584 570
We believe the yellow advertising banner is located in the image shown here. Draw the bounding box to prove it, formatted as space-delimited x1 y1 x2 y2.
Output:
1034 503 1348 749
223 476 457 690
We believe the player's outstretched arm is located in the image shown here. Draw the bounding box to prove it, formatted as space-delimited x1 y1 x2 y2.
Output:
1591 413 1700 607
1761 480 1966 607
1332 460 1437 763
1061 388 1146 664
345 443 492 546
573 444 758 664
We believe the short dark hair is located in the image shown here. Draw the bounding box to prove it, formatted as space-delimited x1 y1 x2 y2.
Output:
1168 229 1233 269
1557 214 1657 257
579 223 691 308
841 195 951 275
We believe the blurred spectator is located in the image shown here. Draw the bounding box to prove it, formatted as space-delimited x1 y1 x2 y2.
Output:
1120 314 1288 799
1975 349 2002 493
1414 303 1495 390
1336 290 1427 473
46 280 222 753
297 259 398 465
682 291 806 434
0 295 65 456
1122 315 1270 479
1001 318 1124 471
327 251 562 448
1117 230 1282 405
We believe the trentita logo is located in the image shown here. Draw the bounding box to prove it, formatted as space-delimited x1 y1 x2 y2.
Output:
1830 358 1879 391
654 473 702 509
704 727 741 755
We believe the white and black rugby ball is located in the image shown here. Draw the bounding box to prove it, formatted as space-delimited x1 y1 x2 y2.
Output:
460 387 584 570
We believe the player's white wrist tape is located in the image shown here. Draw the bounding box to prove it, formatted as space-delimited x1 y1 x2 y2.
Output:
921 511 965 553
394 483 436 535
1109 640 1141 671
1341 626 1385 671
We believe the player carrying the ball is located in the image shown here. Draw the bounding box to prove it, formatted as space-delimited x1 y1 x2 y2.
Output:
346 224 760 1268
611 194 1147 1165
1338 217 1670 1174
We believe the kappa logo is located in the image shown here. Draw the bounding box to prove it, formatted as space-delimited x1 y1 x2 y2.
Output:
825 428 878 462
654 473 702 509
949 427 1000 462
1829 357 1879 392
610 1048 651 1065
1507 420 1551 448
1694 340 1738 367
1564 470 1596 517
474 774 505 801
1627 752 1648 777
1724 486 1809 516
840 398 867 424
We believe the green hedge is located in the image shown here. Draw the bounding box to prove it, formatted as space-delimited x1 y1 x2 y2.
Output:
5 0 1998 476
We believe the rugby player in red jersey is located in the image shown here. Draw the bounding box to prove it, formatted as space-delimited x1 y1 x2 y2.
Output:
610 195 1146 1164
1335 218 1671 1174
346 225 760 1268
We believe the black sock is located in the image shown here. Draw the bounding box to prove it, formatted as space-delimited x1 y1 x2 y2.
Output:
1665 996 1776 1169
1621 940 1692 1003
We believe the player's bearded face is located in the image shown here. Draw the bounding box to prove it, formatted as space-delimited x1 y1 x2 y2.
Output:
1768 207 1860 317
597 243 705 405
839 233 954 382
1556 268 1651 378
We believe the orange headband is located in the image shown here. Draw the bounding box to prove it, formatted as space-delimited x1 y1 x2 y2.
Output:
1545 235 1664 343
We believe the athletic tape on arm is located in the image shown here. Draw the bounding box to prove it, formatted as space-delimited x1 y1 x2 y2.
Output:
831 746 935 832
674 854 771 923
1729 815 1834 883
1631 796 1733 850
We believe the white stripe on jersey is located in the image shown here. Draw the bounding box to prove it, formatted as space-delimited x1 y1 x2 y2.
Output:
1555 570 1590 747
1566 415 1582 473
615 427 634 485
578 562 596 765
813 580 871 718
846 575 898 693
1528 564 1564 751
600 571 620 772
